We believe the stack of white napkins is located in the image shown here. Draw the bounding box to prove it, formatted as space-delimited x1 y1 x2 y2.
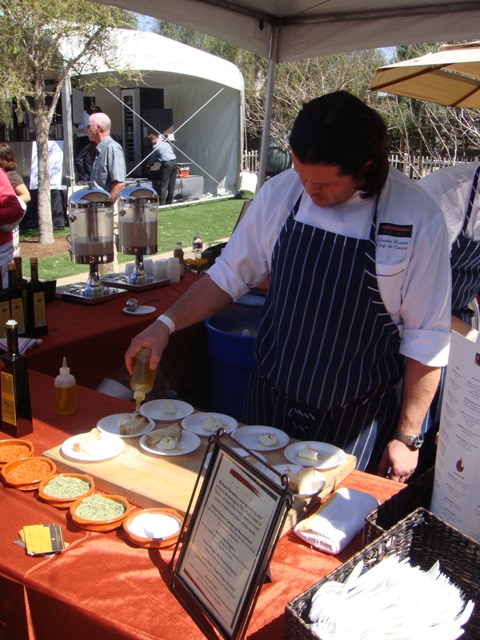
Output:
308 555 474 639
294 487 379 554
0 337 43 354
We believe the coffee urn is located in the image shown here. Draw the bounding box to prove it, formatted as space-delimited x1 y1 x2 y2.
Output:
67 186 116 298
118 181 159 284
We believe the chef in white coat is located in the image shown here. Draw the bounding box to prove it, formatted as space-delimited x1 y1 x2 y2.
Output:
126 91 451 482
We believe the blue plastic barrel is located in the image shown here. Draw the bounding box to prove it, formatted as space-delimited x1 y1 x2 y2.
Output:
205 303 262 422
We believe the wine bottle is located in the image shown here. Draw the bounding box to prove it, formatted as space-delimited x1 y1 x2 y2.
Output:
6 262 25 335
0 319 33 437
25 257 48 337
0 267 10 340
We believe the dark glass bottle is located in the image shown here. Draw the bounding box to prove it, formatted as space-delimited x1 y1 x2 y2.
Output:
0 266 10 340
25 257 48 337
1 319 33 436
6 262 25 335
13 256 27 315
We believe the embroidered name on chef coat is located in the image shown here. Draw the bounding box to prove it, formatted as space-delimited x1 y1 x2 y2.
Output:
377 223 413 251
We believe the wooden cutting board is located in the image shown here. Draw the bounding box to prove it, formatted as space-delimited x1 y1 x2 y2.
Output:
43 434 356 534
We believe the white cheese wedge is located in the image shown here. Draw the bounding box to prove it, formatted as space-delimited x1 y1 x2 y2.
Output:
163 400 177 416
298 444 319 462
145 423 182 451
203 416 226 432
258 432 278 447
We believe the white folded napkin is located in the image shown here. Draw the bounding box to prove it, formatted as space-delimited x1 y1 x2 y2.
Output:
294 487 379 555
0 337 43 355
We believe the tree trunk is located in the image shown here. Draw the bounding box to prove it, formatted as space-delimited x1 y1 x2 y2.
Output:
33 111 54 245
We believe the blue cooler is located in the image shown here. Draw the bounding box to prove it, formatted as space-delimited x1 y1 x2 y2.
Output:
205 298 263 422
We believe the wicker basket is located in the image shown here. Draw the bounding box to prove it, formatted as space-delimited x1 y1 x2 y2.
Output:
285 508 480 640
363 466 434 545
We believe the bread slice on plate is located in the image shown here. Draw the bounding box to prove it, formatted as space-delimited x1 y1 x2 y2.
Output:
118 414 150 436
72 428 104 456
145 423 182 450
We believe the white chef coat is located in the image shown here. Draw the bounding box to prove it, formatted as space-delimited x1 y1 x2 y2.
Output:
419 161 480 246
208 167 451 367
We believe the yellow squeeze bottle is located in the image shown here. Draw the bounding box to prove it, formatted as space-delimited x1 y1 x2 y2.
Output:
131 348 157 412
55 357 77 415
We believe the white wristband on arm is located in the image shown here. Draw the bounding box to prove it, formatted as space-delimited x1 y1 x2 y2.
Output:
157 314 176 334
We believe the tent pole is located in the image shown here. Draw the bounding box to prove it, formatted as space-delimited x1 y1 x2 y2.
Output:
61 74 75 190
257 25 280 190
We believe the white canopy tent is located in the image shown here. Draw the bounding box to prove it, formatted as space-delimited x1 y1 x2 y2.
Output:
68 29 244 195
92 0 480 186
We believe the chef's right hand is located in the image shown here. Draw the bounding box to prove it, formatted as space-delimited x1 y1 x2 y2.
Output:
125 320 171 374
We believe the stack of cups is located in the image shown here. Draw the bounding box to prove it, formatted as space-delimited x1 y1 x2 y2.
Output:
154 259 168 281
167 257 181 283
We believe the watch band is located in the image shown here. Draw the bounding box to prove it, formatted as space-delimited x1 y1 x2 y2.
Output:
393 430 424 449
157 314 175 334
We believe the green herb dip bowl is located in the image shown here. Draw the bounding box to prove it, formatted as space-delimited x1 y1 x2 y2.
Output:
70 493 131 532
38 473 95 509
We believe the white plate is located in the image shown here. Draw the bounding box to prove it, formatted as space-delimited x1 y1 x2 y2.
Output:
271 464 326 497
97 413 155 438
182 412 238 437
123 305 156 315
139 430 200 456
60 432 125 462
204 448 267 470
140 399 194 421
231 425 289 451
284 441 346 469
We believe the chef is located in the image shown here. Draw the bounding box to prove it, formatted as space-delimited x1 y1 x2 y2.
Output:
125 91 451 482
415 161 480 471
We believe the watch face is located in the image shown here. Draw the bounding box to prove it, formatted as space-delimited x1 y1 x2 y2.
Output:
412 434 424 449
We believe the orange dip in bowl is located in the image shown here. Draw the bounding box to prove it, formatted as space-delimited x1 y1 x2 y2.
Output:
0 440 34 465
2 456 56 490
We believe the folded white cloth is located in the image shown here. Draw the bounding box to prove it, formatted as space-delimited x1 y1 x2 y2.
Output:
0 337 43 354
294 487 379 555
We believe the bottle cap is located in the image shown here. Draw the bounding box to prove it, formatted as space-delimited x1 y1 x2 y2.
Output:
60 356 70 375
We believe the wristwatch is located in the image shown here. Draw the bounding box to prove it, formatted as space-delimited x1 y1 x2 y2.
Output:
393 431 424 449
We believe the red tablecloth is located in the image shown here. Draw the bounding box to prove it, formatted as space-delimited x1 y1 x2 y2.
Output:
26 273 207 390
0 371 405 640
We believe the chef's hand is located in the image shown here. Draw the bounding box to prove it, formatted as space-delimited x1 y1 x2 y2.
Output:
377 439 419 483
125 320 170 374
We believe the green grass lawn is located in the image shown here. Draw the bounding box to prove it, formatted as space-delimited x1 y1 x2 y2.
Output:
22 197 251 281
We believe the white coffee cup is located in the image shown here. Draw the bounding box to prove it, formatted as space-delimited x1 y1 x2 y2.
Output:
154 259 168 280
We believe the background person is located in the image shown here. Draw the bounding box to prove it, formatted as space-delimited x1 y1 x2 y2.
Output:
146 133 177 206
0 168 25 286
87 112 125 202
126 91 451 482
0 143 30 259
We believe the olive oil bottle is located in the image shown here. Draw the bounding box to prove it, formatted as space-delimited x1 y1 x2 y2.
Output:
0 267 10 339
25 257 48 337
6 262 25 335
1 319 33 436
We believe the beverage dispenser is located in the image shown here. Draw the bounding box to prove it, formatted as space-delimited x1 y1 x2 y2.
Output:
58 186 123 303
117 181 159 285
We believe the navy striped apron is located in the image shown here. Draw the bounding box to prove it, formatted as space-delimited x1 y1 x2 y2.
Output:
451 165 480 324
244 194 403 471
420 166 480 454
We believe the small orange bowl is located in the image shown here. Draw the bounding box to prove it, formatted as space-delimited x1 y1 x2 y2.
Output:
0 439 34 468
70 493 131 532
123 508 183 548
2 456 56 491
38 473 95 509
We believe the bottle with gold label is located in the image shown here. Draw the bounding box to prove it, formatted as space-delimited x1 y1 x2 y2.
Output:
6 263 25 335
1 319 32 437
0 267 10 339
25 257 48 337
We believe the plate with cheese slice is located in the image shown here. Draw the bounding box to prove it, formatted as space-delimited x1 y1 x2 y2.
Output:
97 413 155 438
284 441 346 470
61 429 125 462
139 423 200 456
182 412 238 437
231 425 289 451
271 464 326 497
139 399 194 422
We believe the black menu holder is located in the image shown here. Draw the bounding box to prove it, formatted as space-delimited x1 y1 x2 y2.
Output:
170 430 293 640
